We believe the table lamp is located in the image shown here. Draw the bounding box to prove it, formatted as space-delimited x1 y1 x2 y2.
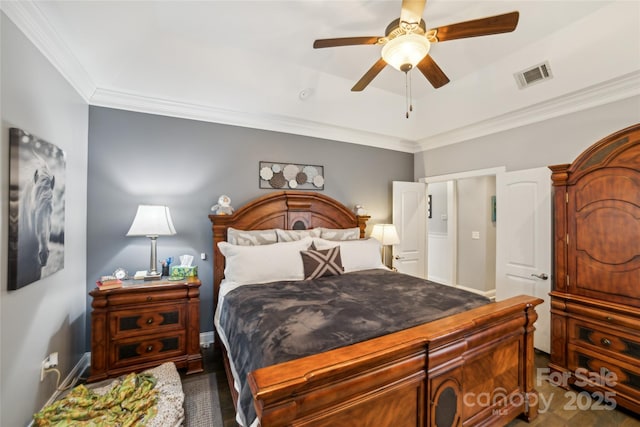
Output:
126 205 176 280
371 224 400 269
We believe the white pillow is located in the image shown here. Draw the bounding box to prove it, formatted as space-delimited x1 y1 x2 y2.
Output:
218 237 313 285
227 227 277 246
318 227 360 241
276 228 321 242
313 238 386 272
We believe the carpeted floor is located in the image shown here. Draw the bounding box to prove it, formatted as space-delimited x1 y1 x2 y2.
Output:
182 370 224 427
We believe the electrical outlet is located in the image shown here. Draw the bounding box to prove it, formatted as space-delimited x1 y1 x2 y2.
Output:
40 352 59 381
200 252 207 260
47 352 58 368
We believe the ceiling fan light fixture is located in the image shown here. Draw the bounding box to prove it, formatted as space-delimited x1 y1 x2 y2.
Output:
381 33 430 71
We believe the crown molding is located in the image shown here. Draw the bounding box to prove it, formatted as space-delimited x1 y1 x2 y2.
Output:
90 88 418 153
2 1 96 102
416 70 640 152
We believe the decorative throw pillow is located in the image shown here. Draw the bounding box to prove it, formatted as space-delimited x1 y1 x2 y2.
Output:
300 246 344 280
227 227 277 246
318 227 360 241
276 228 321 242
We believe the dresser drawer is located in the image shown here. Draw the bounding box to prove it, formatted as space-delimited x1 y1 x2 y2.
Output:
565 302 640 330
568 318 640 365
106 288 188 307
110 332 186 369
109 305 185 340
568 344 640 401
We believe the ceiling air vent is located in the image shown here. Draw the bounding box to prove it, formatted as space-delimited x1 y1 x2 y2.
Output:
514 61 553 89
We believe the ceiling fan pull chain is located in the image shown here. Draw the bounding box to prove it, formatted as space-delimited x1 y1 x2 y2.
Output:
409 70 414 113
405 70 410 118
404 68 414 119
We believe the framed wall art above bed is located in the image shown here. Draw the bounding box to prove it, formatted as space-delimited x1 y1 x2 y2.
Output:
209 191 542 427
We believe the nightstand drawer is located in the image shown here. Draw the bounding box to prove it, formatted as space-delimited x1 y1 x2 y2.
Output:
568 318 640 365
107 289 188 307
110 305 185 339
111 332 186 369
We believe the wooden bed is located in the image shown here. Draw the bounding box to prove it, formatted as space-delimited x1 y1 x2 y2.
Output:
209 191 542 427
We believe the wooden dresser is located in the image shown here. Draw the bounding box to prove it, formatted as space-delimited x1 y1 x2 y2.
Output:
88 278 203 382
549 124 640 413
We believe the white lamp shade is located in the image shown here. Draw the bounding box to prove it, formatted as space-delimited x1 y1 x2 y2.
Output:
381 33 430 71
126 205 176 237
371 224 400 245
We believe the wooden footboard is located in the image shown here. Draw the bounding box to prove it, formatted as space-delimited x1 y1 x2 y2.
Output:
248 295 542 427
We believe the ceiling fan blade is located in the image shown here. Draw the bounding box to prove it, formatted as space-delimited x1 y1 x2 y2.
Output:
431 11 519 42
352 58 387 92
400 0 427 25
313 37 381 49
416 55 450 88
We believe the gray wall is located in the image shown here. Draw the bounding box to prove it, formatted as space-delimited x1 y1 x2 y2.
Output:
1 12 88 426
456 176 496 292
87 106 414 339
415 96 640 178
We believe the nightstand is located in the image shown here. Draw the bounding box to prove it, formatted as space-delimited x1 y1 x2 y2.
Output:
88 278 203 382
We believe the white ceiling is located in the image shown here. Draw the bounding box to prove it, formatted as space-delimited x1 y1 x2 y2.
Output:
4 1 640 153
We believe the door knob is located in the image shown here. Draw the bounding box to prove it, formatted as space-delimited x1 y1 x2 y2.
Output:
393 255 404 260
531 273 549 280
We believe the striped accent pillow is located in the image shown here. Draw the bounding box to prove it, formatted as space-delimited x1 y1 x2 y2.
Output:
300 246 344 280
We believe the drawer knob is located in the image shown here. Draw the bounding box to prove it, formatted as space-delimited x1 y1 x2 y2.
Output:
146 345 153 352
601 338 612 347
146 318 153 325
147 296 153 302
605 316 613 322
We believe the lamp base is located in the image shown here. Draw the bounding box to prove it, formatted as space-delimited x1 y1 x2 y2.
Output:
144 272 162 281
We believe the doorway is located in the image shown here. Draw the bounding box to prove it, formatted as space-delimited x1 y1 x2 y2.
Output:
422 167 503 298
421 166 552 353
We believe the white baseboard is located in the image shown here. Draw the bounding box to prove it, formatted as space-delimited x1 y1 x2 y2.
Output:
436 281 496 300
452 284 496 300
427 275 452 286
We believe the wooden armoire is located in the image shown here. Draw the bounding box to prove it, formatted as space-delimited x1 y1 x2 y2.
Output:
549 123 640 413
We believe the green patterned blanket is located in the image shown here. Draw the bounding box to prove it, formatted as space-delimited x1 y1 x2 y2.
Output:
33 372 158 426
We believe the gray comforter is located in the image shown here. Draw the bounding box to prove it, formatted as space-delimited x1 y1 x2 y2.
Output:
217 268 491 426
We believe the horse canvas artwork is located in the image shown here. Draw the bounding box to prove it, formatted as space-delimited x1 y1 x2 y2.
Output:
8 128 66 290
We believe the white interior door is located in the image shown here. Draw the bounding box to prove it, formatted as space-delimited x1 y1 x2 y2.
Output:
496 167 552 353
392 181 427 278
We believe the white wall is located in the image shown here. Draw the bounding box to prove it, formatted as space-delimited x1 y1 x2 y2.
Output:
415 96 640 178
1 12 88 426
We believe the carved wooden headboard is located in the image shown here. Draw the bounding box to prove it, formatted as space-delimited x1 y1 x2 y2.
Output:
208 191 369 307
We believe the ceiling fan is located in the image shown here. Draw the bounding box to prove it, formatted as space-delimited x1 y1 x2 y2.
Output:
313 0 519 92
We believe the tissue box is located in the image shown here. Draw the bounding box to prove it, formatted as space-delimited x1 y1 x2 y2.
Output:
170 266 198 278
